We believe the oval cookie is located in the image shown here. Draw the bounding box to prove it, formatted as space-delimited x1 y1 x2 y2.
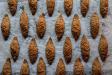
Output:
2 58 12 75
92 57 102 75
100 0 108 18
29 0 37 15
36 13 46 39
10 36 19 62
80 0 89 17
71 14 81 41
55 14 65 41
8 0 17 16
63 37 72 64
73 58 84 75
1 14 10 40
20 9 29 39
98 35 108 62
80 35 90 62
37 57 46 75
29 38 38 64
20 59 29 75
56 58 66 75
46 37 55 65
64 0 73 16
90 12 99 39
46 0 55 17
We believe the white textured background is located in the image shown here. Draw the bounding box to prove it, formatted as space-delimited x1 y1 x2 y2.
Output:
0 0 112 75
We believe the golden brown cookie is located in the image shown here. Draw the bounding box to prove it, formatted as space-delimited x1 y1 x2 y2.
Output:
29 38 38 64
98 35 108 62
80 0 89 17
63 37 72 64
92 57 102 75
29 0 37 15
55 14 65 41
10 36 19 62
80 35 90 62
1 14 10 40
37 57 46 75
46 37 55 65
73 58 84 75
46 0 55 17
56 58 66 75
100 0 108 18
36 13 46 39
71 14 81 41
90 12 99 39
20 59 29 75
64 0 73 16
2 58 12 75
8 0 17 16
20 8 29 39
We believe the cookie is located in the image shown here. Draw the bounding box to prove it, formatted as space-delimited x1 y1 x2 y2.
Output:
98 35 108 62
80 0 89 17
90 12 99 39
64 0 73 16
20 8 29 38
1 14 10 40
100 0 108 18
80 35 90 62
29 0 37 15
37 57 46 75
73 58 84 75
2 58 12 75
10 37 19 62
55 14 65 41
29 38 38 64
8 0 17 16
71 14 81 41
36 13 46 39
46 0 55 17
63 37 72 64
46 37 55 65
92 57 102 75
20 59 29 75
56 58 66 75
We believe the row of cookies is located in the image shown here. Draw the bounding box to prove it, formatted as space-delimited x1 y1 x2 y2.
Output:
2 57 102 75
1 10 101 41
9 33 108 65
8 0 108 17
